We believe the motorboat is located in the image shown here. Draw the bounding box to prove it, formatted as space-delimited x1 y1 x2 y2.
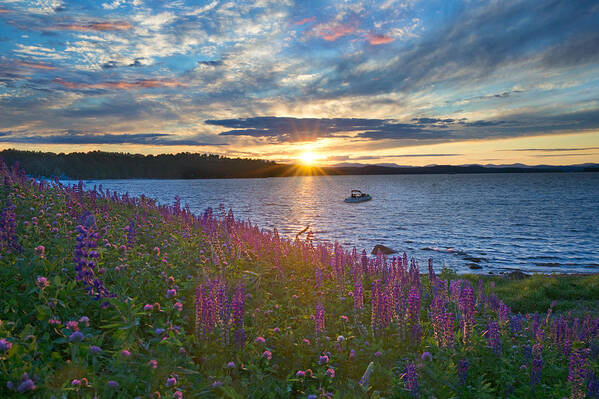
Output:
344 189 372 203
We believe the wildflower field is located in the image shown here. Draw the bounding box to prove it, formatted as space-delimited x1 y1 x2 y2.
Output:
1 160 598 398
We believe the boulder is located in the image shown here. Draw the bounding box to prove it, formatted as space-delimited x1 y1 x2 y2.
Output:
468 263 482 270
505 270 530 280
371 245 397 255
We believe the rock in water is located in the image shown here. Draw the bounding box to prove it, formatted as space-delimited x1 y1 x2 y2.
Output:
505 270 530 280
468 263 482 270
371 245 396 255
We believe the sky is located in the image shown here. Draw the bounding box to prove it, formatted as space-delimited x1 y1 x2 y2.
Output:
0 0 598 166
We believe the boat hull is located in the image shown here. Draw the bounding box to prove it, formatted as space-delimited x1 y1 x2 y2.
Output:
344 195 372 203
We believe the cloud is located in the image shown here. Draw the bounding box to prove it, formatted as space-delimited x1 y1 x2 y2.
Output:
310 21 357 41
0 132 227 146
366 33 394 45
306 0 599 98
531 153 598 157
500 147 599 152
197 60 223 67
14 61 57 70
54 78 185 90
207 116 452 142
295 17 315 25
49 21 133 31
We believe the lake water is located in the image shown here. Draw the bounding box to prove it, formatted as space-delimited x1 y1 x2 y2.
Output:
78 173 599 274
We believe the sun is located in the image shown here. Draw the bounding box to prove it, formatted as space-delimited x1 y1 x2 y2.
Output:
299 151 319 165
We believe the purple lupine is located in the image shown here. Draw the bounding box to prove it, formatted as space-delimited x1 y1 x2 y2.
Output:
17 373 35 393
568 348 590 399
407 287 421 343
0 204 21 254
486 321 501 354
498 301 511 324
443 312 455 349
458 359 469 385
353 278 364 310
428 258 436 282
371 280 382 333
232 284 245 346
0 338 12 352
530 343 543 387
459 285 475 344
73 215 111 299
126 221 137 246
315 302 325 335
403 361 419 397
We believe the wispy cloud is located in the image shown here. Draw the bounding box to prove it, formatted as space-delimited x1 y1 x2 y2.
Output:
366 33 394 45
49 21 133 31
500 147 599 152
0 131 227 146
54 78 186 90
295 17 315 25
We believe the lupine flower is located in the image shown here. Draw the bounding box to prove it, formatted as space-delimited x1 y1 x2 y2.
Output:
49 318 61 326
337 335 345 342
296 370 306 377
149 359 158 369
273 327 281 333
90 345 102 354
0 204 21 253
71 379 81 386
107 380 119 388
17 374 35 393
458 359 469 385
226 361 235 369
212 380 222 388
144 304 154 311
340 315 349 322
459 286 475 344
262 350 272 360
421 352 432 361
166 289 177 298
486 321 501 354
120 349 131 358
326 368 335 378
403 361 419 397
173 392 183 399
79 316 90 326
69 331 84 343
73 218 112 299
166 377 177 387
568 349 590 399
255 336 266 344
349 349 356 360
303 338 310 345
319 355 329 365
374 351 382 357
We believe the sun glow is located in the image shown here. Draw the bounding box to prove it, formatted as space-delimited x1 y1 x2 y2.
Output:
299 151 319 165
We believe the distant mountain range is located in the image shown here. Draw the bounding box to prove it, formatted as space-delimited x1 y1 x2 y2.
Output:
333 162 599 172
1 149 597 179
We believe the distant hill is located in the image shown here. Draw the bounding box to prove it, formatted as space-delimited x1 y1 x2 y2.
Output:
1 149 597 179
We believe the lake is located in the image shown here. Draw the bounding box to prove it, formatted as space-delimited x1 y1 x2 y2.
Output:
77 173 599 274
